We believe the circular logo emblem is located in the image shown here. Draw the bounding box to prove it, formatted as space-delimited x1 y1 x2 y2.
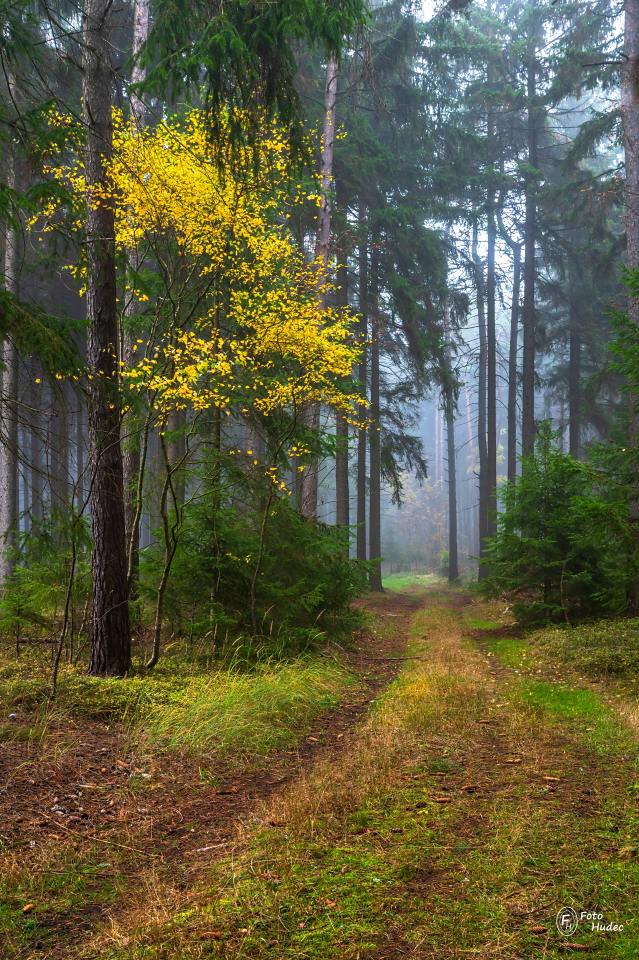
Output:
556 907 579 937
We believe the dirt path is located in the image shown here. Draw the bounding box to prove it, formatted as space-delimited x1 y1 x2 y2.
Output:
0 589 422 959
5 585 638 959
107 585 635 960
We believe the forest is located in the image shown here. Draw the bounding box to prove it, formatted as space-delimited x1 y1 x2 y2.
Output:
2 0 639 957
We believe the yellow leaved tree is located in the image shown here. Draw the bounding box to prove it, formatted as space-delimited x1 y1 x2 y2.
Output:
38 109 361 431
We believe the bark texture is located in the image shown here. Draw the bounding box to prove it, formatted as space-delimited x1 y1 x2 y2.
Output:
0 153 19 587
622 0 639 606
443 297 458 583
122 0 150 594
568 301 581 459
84 0 131 676
368 241 382 591
522 6 539 457
300 56 338 520
335 260 350 529
472 223 488 567
356 207 368 562
486 193 497 539
507 243 521 482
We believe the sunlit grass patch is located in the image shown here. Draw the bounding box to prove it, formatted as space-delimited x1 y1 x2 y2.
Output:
513 679 636 756
485 635 529 668
143 659 355 758
382 571 440 592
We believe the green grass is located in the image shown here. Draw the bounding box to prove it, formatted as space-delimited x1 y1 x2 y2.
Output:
98 597 639 960
0 846 126 959
0 641 356 759
382 572 439 591
512 678 636 756
0 649 357 958
144 659 356 757
485 635 528 668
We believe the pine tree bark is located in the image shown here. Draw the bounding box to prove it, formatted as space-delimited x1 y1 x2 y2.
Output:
522 4 539 458
621 0 639 607
122 0 150 595
507 243 521 482
368 239 382 591
0 152 19 587
486 191 497 539
442 296 458 583
300 55 338 520
84 0 131 676
356 206 368 562
472 222 488 569
624 0 639 303
568 295 581 458
335 259 349 529
50 385 69 510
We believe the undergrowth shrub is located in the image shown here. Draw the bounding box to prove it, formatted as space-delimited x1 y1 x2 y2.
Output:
141 464 367 654
480 423 634 623
0 511 91 652
532 618 639 680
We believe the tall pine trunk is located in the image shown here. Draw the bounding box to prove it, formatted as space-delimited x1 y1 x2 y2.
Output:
356 206 368 562
522 4 539 458
472 222 488 569
0 150 19 587
507 243 521 482
622 0 639 607
568 293 581 458
122 0 150 596
84 0 131 676
486 190 497 540
30 361 45 523
300 56 338 520
335 259 350 529
368 240 382 591
443 296 458 583
50 385 69 510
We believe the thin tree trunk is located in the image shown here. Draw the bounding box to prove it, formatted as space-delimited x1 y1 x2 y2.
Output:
624 0 639 306
122 0 150 595
486 189 497 539
507 244 521 482
50 385 69 510
84 0 131 676
30 360 45 523
442 297 458 583
472 222 488 569
166 408 186 509
300 55 338 520
568 298 581 459
522 3 539 458
75 392 85 506
335 259 349 529
622 0 639 609
0 151 19 587
435 403 442 484
369 239 382 592
356 206 368 562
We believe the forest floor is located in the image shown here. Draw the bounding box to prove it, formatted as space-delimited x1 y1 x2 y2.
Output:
1 581 639 959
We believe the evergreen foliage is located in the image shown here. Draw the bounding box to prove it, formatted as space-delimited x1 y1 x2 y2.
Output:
481 424 634 623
